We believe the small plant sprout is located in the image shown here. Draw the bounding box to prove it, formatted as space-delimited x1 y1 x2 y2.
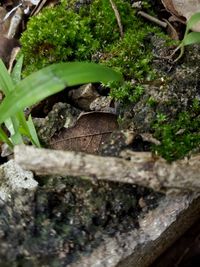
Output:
173 12 200 62
0 59 123 149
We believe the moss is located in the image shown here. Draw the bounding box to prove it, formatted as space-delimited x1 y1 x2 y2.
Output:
152 107 200 162
20 0 163 86
100 27 158 80
109 81 145 104
78 0 136 48
20 2 97 76
147 96 158 108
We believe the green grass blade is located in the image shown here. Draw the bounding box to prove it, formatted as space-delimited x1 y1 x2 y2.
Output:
183 32 200 46
0 62 123 124
17 111 31 136
0 59 15 94
26 115 41 147
17 112 41 147
0 126 13 148
5 117 23 145
0 59 24 144
11 55 24 85
10 132 23 145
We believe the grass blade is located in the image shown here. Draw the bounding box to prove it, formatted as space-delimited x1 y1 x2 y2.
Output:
26 115 41 147
0 62 123 124
0 59 14 94
0 59 24 144
0 127 13 148
11 55 24 85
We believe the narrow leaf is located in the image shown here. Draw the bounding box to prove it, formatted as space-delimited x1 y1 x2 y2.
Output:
0 59 14 94
11 55 24 85
10 132 23 145
26 115 41 147
186 12 200 32
0 62 123 124
0 59 24 143
183 32 200 46
0 126 13 148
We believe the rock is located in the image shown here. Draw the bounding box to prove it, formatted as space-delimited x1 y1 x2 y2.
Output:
0 158 199 267
68 83 100 111
0 159 37 201
33 102 81 145
122 36 200 132
68 193 200 267
90 96 117 113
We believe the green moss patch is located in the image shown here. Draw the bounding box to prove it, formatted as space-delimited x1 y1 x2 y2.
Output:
20 0 161 89
152 106 200 162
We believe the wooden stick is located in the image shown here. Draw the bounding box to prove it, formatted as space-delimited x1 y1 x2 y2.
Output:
138 11 167 28
14 145 200 192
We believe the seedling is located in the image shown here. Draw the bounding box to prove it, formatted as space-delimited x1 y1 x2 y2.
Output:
0 59 123 149
173 12 200 62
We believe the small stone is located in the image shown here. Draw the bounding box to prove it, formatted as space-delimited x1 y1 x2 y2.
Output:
68 83 100 111
0 159 37 201
90 96 116 113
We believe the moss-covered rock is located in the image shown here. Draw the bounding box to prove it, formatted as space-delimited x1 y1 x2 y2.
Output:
120 38 200 161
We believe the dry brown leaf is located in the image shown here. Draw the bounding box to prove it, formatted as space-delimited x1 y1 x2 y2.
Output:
0 7 11 36
49 112 118 154
0 36 19 67
161 0 181 17
161 0 200 31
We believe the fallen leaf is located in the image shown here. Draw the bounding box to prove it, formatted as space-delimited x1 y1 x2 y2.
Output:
161 0 200 31
0 36 19 67
49 112 118 154
0 7 10 36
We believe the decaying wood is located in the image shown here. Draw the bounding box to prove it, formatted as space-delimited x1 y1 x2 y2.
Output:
14 145 200 192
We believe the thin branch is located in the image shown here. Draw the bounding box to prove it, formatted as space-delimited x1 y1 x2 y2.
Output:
138 11 167 28
109 0 124 38
14 145 200 192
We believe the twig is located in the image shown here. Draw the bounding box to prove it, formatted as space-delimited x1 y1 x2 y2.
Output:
109 0 123 38
8 47 20 73
14 145 200 192
138 11 167 28
31 0 48 16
